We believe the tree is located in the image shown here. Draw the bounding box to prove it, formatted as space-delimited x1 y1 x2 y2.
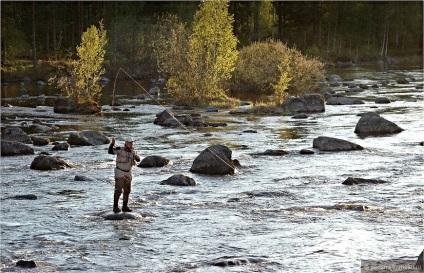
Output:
167 0 238 100
53 20 107 105
32 1 38 71
151 14 188 77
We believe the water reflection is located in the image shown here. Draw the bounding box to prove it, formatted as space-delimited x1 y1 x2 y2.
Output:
279 127 305 139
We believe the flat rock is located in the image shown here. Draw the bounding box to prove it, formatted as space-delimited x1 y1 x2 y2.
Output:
104 212 142 220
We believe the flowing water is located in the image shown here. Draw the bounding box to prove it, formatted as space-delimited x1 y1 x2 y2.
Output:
1 64 423 272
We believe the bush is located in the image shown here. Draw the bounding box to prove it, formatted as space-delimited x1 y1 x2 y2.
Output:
230 39 324 100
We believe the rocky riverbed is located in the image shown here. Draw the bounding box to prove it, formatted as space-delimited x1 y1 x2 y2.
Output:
1 65 423 272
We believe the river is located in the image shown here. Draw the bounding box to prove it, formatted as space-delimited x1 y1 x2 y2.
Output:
1 64 423 272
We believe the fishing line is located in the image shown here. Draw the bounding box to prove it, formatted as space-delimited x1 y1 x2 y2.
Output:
110 67 238 173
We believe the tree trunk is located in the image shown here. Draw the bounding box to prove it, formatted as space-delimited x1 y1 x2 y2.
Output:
384 20 389 59
53 2 57 60
253 2 260 41
275 1 283 40
32 2 38 71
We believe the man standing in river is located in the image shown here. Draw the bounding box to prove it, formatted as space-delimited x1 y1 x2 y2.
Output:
108 137 141 213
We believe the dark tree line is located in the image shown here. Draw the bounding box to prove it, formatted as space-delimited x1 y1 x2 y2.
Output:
1 1 422 66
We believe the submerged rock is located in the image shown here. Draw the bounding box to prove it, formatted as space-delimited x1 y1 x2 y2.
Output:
252 149 289 156
208 256 276 267
7 194 38 200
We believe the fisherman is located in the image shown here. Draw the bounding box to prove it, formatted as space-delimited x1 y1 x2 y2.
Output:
108 137 141 213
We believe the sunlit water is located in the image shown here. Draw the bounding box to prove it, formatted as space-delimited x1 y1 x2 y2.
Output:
1 65 423 272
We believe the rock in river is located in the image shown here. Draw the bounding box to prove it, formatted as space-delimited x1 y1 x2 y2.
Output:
138 155 172 168
30 155 74 170
161 174 196 186
313 136 364 151
354 113 404 136
190 144 236 175
67 130 110 146
1 140 34 156
342 177 388 185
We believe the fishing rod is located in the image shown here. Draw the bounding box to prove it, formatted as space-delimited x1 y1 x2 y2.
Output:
110 67 238 173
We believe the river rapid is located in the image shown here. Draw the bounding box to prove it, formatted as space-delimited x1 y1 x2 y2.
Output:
1 65 423 272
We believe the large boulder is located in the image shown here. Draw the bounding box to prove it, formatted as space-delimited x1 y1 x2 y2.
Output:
53 97 101 114
30 155 74 170
313 136 364 151
67 131 110 146
190 144 236 175
354 113 404 136
161 174 196 186
1 140 34 156
282 93 325 114
138 156 172 168
2 127 32 144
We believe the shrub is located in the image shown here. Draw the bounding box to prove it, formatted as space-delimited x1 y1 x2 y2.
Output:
230 39 324 100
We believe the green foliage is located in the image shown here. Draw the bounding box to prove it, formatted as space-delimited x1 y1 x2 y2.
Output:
231 39 324 99
53 21 107 104
151 14 189 77
166 0 238 100
271 61 291 105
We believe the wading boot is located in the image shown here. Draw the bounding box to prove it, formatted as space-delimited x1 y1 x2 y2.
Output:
113 193 121 213
122 200 132 212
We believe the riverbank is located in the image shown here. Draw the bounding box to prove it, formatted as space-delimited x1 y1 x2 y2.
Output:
2 53 422 84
